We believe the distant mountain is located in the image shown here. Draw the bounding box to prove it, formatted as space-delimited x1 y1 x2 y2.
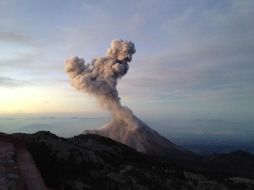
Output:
180 142 254 155
85 117 195 161
17 123 58 133
202 151 254 178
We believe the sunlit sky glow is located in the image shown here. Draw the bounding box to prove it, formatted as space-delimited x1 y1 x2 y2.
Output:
0 0 254 121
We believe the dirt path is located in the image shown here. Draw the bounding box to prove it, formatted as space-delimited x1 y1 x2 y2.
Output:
0 141 26 190
0 134 48 190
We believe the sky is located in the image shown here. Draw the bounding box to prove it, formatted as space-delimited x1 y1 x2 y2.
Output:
0 0 254 121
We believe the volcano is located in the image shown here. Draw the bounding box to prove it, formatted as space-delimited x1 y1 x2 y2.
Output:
65 40 194 160
85 116 193 159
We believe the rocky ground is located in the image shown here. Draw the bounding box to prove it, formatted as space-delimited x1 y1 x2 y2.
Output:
1 131 254 190
14 131 254 190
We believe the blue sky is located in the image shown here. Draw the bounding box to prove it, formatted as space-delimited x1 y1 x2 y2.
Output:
0 0 254 121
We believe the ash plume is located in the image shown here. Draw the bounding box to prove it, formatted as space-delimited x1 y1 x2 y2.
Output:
65 40 192 157
64 40 137 127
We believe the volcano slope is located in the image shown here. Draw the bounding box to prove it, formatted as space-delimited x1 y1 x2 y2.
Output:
85 116 196 162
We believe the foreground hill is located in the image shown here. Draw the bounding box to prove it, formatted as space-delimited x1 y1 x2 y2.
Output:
9 131 254 190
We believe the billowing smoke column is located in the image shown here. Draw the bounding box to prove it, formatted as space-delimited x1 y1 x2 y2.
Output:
65 40 138 128
64 40 192 157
